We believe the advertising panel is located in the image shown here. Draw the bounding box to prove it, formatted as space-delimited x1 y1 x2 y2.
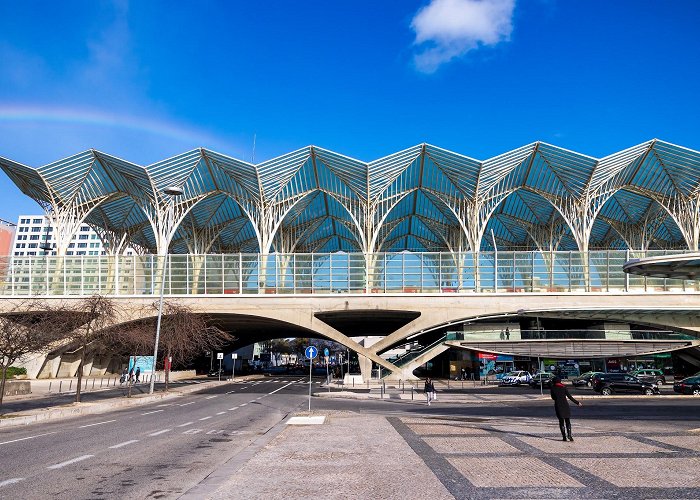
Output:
478 352 514 379
129 355 155 374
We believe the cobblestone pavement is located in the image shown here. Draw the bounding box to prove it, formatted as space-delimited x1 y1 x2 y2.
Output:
390 415 700 499
199 408 700 500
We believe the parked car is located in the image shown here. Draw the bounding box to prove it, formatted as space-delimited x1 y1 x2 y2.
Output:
673 375 700 395
529 372 554 389
630 369 667 386
591 373 660 395
500 371 531 386
572 371 601 387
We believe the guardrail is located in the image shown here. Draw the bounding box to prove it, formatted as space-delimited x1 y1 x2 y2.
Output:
1 250 697 296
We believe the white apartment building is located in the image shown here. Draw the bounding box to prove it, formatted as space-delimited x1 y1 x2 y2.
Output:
11 215 134 257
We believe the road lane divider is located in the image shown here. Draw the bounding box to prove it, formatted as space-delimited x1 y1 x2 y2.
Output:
205 395 218 399
177 421 194 427
199 416 212 421
267 382 295 395
216 412 226 415
0 478 25 488
179 402 195 407
149 429 172 437
109 439 139 449
47 455 94 470
0 432 57 446
141 409 164 416
78 420 116 429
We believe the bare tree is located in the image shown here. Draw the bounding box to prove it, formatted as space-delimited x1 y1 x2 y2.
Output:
68 296 118 403
123 301 234 391
0 300 71 408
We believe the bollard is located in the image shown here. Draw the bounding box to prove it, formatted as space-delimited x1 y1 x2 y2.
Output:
69 380 72 391
411 386 414 401
49 381 52 393
100 378 103 388
59 380 63 393
447 378 450 389
92 379 95 390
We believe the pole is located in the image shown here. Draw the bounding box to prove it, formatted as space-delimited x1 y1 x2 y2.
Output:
538 356 543 395
232 359 236 381
149 253 169 395
308 357 312 412
218 357 222 382
326 357 330 393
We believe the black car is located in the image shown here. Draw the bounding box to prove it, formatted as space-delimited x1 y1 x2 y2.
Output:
630 369 667 386
673 376 700 395
529 372 554 389
591 373 660 395
572 371 601 387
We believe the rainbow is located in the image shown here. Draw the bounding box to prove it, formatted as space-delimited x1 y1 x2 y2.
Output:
0 104 230 150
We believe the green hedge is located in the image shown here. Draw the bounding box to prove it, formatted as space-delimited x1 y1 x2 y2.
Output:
3 366 27 379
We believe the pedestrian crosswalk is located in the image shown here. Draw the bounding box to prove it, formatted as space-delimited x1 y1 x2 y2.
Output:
173 378 322 385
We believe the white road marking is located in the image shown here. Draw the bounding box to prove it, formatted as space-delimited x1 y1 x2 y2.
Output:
179 402 195 406
149 429 172 436
225 390 235 394
47 455 93 469
156 403 172 407
205 395 218 399
0 478 24 488
182 428 202 434
240 403 247 407
216 411 226 415
109 439 139 449
0 432 57 446
228 407 238 411
199 416 212 421
79 419 116 429
177 421 194 427
267 382 295 395
256 396 264 400
141 410 164 416
206 430 225 435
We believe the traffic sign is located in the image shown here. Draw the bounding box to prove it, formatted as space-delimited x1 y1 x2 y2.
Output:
323 348 329 357
217 352 223 360
231 353 238 359
305 346 318 359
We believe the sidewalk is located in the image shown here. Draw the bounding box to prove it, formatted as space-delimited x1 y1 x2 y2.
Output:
184 410 700 499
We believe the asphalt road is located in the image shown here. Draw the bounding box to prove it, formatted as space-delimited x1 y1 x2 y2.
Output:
1 377 698 499
0 376 315 499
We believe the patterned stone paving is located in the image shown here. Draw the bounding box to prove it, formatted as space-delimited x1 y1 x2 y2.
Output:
448 456 584 487
565 457 700 488
424 436 521 453
388 416 700 499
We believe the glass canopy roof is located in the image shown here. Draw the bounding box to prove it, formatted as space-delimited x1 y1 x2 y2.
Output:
0 139 698 255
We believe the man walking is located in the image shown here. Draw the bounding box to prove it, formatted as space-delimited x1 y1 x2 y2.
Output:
550 376 582 441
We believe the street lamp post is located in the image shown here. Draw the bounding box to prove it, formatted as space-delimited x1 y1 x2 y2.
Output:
149 186 183 394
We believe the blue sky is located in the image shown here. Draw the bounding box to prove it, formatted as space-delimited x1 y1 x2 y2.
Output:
1 0 699 221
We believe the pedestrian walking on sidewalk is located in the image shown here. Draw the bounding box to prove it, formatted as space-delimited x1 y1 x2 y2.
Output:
135 366 141 383
424 378 435 406
550 376 582 442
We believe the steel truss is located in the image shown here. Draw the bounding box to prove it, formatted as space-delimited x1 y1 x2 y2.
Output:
0 140 697 256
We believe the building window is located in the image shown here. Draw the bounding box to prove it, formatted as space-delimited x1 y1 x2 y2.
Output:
91 234 98 240
79 234 89 240
32 218 43 224
18 227 27 233
20 218 29 224
77 243 87 248
31 227 41 232
27 251 36 256
66 251 73 256
28 243 37 248
30 235 39 240
69 243 75 248
76 251 86 255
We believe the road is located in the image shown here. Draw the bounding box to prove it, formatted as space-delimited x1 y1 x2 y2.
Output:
0 376 315 499
1 377 698 499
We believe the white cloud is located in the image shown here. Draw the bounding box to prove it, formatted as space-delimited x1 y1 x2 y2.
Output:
411 0 515 73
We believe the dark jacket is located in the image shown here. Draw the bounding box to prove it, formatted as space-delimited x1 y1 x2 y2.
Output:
424 381 435 393
550 382 579 418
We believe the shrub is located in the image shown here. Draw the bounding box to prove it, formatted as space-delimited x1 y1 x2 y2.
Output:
3 366 27 379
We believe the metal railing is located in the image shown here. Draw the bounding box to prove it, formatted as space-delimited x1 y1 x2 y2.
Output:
446 329 699 342
1 250 697 296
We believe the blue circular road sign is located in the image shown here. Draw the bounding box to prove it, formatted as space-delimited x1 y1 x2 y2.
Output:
305 346 318 359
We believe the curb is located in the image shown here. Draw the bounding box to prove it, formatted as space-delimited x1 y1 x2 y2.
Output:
313 391 698 402
0 380 236 429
